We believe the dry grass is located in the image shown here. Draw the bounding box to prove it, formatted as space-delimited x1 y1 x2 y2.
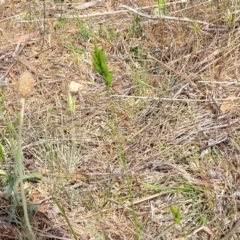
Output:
1 0 240 239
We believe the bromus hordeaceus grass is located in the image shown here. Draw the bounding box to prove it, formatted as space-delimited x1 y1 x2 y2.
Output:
16 70 36 239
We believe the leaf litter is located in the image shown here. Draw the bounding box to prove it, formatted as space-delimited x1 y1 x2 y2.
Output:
1 0 240 239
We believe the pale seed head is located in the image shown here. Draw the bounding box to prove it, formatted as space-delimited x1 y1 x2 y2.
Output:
18 71 35 98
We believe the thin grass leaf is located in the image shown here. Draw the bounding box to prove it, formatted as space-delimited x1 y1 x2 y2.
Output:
53 196 78 240
0 143 5 163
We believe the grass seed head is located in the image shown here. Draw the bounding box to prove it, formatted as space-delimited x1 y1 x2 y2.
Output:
18 71 35 98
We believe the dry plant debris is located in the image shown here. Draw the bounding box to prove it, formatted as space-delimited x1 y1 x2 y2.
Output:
1 0 240 239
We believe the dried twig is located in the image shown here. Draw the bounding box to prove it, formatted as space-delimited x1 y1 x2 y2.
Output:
50 60 81 73
0 37 32 85
120 4 211 25
221 219 240 240
110 94 240 103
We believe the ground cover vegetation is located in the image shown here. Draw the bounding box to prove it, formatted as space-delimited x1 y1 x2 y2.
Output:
1 0 240 239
